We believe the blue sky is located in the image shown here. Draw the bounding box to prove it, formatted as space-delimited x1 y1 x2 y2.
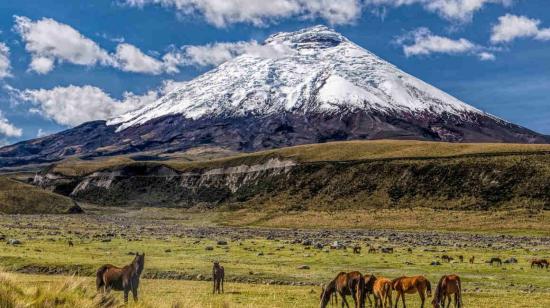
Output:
0 0 549 145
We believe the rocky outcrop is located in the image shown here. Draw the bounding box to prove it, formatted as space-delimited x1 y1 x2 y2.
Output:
33 154 550 210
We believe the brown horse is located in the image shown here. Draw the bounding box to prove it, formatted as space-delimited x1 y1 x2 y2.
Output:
212 261 225 294
469 256 474 264
320 271 365 308
392 275 432 308
364 274 377 307
432 275 462 308
531 259 549 269
96 253 145 303
373 277 393 308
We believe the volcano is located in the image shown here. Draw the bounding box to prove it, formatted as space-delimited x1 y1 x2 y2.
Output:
1 26 547 167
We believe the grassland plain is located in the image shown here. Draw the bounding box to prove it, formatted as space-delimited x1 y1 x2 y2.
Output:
50 140 550 176
0 209 549 307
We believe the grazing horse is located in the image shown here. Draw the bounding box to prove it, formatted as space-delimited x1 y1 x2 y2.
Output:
432 275 462 308
369 248 377 254
488 257 502 266
212 261 225 294
441 255 453 263
458 256 463 263
96 253 145 303
469 256 474 264
320 271 365 308
364 274 377 307
372 277 393 308
353 246 362 254
392 275 432 308
531 259 549 269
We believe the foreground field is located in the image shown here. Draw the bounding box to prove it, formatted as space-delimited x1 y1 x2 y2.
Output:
1 209 549 307
5 272 550 308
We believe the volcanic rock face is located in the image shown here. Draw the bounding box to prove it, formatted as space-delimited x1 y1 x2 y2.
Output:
0 26 547 167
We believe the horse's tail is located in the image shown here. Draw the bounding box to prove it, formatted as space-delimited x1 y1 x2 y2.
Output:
457 277 463 308
434 275 445 301
385 282 393 308
357 276 366 308
426 278 432 297
96 265 108 290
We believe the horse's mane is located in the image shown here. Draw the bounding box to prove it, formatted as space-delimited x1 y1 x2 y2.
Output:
433 275 445 302
131 253 145 277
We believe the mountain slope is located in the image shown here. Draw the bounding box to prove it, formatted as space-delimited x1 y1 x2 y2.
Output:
1 26 547 167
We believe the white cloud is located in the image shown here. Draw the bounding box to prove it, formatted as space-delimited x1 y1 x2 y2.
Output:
36 128 50 138
124 0 362 27
14 16 114 74
397 28 496 60
367 0 513 22
0 42 12 79
14 16 180 75
401 28 475 56
478 51 496 61
14 79 193 127
175 40 295 67
0 111 22 138
491 14 550 43
19 85 159 127
114 43 177 74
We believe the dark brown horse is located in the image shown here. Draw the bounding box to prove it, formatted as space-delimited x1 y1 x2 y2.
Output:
363 274 377 307
392 275 432 308
432 275 462 308
488 257 502 266
531 259 549 269
213 261 225 294
96 253 145 303
320 271 365 308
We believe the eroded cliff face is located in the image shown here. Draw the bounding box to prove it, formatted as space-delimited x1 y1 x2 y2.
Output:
34 155 550 210
34 158 297 207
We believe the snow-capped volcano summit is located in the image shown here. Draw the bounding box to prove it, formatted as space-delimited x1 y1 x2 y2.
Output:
109 25 485 131
1 26 547 167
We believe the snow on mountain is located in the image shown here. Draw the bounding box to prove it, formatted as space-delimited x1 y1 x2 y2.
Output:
108 25 487 131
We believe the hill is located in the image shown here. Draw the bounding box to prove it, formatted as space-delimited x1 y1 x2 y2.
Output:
33 140 550 210
0 177 82 214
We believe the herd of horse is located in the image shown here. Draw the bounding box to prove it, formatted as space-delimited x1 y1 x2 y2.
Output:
93 253 548 307
320 271 461 308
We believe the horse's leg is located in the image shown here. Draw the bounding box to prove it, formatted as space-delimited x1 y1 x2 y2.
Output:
340 292 350 308
401 292 406 308
132 286 138 302
394 292 400 308
221 275 224 293
418 288 425 308
367 293 373 307
124 288 129 303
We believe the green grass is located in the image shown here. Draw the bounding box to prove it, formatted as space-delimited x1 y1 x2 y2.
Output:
0 177 77 214
0 211 549 307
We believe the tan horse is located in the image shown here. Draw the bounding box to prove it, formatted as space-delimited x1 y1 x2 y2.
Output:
96 253 145 303
373 277 393 308
392 275 432 308
320 271 365 308
432 275 462 308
